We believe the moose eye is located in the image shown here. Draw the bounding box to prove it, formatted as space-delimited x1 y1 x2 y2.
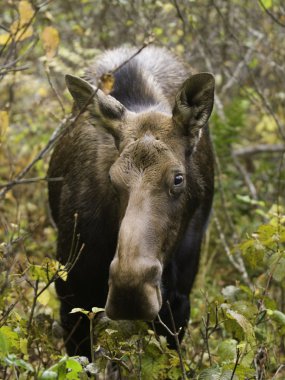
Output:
174 174 184 186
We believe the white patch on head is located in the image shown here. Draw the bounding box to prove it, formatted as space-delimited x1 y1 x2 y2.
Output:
85 45 190 112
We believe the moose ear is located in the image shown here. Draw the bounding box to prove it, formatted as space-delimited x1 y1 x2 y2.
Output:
173 73 215 135
65 74 126 121
65 74 96 109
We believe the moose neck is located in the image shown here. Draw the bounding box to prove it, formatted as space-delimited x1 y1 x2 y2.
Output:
110 61 171 114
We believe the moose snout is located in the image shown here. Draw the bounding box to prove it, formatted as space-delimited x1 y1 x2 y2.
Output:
105 257 163 321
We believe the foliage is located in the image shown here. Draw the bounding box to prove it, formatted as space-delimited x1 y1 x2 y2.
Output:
1 0 285 379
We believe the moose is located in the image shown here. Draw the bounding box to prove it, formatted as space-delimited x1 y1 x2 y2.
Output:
48 45 215 358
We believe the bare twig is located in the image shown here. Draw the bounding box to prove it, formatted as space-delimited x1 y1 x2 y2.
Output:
0 176 63 189
0 65 30 75
44 64 66 116
0 301 19 328
0 115 71 199
230 348 241 380
196 38 226 121
157 302 187 380
272 364 285 379
231 152 258 200
112 37 154 75
0 41 153 200
27 279 39 331
233 144 285 157
221 34 262 96
201 312 212 365
248 71 285 140
213 211 252 287
258 0 285 28
171 0 186 37
61 316 82 350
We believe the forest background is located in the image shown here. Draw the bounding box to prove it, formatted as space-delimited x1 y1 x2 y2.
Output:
0 0 285 379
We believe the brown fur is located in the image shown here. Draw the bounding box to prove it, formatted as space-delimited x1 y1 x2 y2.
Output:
48 46 215 358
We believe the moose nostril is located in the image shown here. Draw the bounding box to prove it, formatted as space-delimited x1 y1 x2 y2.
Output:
145 264 162 283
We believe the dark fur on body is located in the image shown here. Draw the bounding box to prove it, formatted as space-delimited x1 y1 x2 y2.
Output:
48 46 215 358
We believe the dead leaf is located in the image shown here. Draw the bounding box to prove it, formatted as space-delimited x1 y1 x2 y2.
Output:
41 26 60 59
100 73 115 95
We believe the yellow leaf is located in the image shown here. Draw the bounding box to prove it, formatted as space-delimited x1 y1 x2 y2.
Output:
0 1 34 45
41 26 60 59
20 338 28 355
38 289 50 306
0 111 9 143
10 21 33 41
0 33 10 45
256 114 278 144
19 0 35 26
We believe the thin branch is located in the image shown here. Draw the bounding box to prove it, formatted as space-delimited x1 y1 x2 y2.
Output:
0 176 63 189
213 211 252 287
272 364 285 379
258 0 285 28
230 348 241 380
157 302 187 380
0 41 153 200
27 279 39 331
201 312 212 365
231 152 258 200
233 144 285 157
44 64 66 116
171 0 186 37
0 65 30 75
221 34 262 96
112 37 154 75
0 37 38 71
0 115 72 199
196 39 226 121
248 70 285 140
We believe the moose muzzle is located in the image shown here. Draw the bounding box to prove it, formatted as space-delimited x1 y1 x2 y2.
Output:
105 256 163 321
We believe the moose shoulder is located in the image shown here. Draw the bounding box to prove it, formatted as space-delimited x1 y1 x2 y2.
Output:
48 46 215 358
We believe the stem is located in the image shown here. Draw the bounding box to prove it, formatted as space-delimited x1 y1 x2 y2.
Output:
27 279 39 332
90 317 95 363
230 348 241 380
202 312 212 366
157 301 187 380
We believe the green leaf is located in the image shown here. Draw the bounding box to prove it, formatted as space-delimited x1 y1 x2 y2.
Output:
271 256 285 283
0 330 9 356
267 309 285 327
198 366 238 380
260 0 272 9
66 358 83 379
4 354 34 372
70 308 90 315
231 301 258 320
221 304 255 344
222 364 255 379
0 326 19 355
91 307 105 315
39 370 58 379
105 329 118 335
217 339 237 363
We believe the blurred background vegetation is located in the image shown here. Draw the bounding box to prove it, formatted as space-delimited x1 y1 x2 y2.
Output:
0 0 285 379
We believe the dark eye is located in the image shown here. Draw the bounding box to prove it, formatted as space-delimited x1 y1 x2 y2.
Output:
174 174 184 186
